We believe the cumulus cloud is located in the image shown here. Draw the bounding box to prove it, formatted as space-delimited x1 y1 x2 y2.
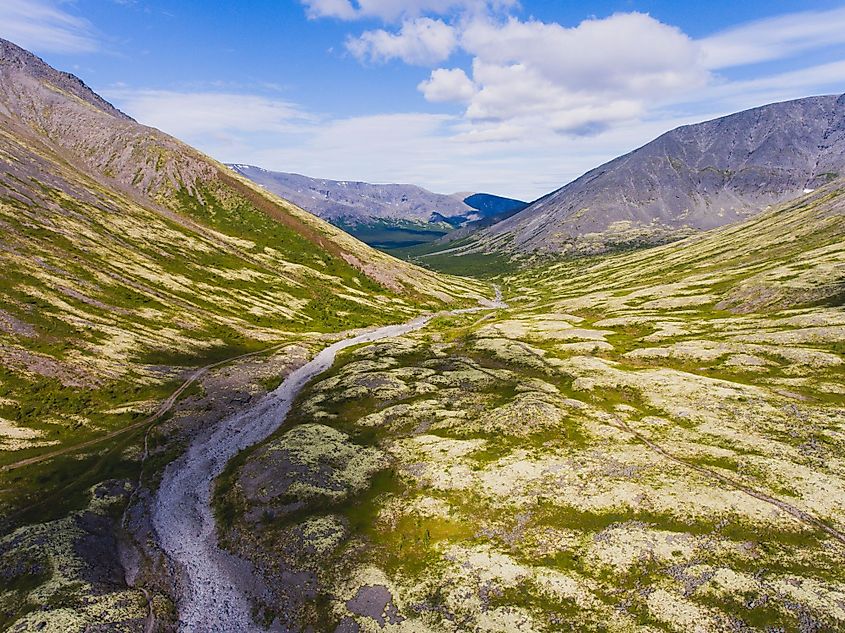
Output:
418 67 476 102
414 13 707 139
462 14 706 99
0 0 98 53
327 10 713 138
347 17 457 65
302 0 358 20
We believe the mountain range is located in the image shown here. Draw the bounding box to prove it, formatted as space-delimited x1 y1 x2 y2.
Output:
228 164 526 249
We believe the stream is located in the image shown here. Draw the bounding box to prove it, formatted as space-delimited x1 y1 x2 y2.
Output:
151 289 505 631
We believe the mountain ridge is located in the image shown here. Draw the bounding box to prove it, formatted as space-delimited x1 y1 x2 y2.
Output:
229 163 526 249
476 93 845 255
0 38 133 122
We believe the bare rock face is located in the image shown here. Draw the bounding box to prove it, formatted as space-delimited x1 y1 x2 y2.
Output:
482 94 845 254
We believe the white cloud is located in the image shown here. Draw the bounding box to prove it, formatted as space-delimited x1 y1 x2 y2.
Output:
462 13 705 97
427 13 709 138
339 11 712 138
105 89 313 137
303 0 516 22
0 0 98 53
347 17 457 65
700 6 845 69
419 67 476 102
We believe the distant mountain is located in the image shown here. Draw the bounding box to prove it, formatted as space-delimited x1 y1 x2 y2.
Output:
463 193 527 216
228 165 525 249
475 94 845 255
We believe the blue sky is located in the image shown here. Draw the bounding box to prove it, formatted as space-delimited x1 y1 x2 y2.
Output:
2 1 845 199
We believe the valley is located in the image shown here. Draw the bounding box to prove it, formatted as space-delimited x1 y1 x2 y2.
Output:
0 30 844 633
209 184 845 632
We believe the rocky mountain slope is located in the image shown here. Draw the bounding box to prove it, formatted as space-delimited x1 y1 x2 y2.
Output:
229 164 525 249
476 94 845 255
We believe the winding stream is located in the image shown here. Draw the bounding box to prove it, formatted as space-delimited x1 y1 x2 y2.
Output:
151 289 505 631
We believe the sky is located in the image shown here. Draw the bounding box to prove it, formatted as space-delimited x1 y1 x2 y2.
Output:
2 1 845 200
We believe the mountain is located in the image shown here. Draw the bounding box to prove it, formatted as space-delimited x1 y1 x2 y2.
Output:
463 192 527 216
475 94 845 255
228 164 525 249
0 37 486 463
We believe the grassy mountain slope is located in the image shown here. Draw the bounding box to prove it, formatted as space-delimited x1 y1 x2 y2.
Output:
214 183 845 631
0 38 488 631
0 38 487 464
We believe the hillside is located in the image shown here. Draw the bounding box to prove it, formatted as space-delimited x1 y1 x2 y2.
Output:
0 37 486 494
229 164 525 249
472 94 845 255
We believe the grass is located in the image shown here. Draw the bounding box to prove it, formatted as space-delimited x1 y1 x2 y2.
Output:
0 425 144 531
392 238 519 278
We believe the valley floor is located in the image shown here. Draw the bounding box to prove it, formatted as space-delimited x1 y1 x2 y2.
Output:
216 298 845 632
208 191 845 632
2 189 844 632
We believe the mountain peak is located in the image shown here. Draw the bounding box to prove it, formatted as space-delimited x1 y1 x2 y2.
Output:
0 37 132 121
478 93 845 255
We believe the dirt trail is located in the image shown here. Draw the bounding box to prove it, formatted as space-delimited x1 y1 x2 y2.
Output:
152 291 506 632
608 416 845 546
1 343 292 473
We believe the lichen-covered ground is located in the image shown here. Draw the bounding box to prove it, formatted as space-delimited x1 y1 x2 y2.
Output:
217 187 845 632
0 340 319 630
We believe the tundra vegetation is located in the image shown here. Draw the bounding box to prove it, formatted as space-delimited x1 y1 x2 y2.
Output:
0 37 486 631
1 39 845 633
3 181 845 631
214 184 845 632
